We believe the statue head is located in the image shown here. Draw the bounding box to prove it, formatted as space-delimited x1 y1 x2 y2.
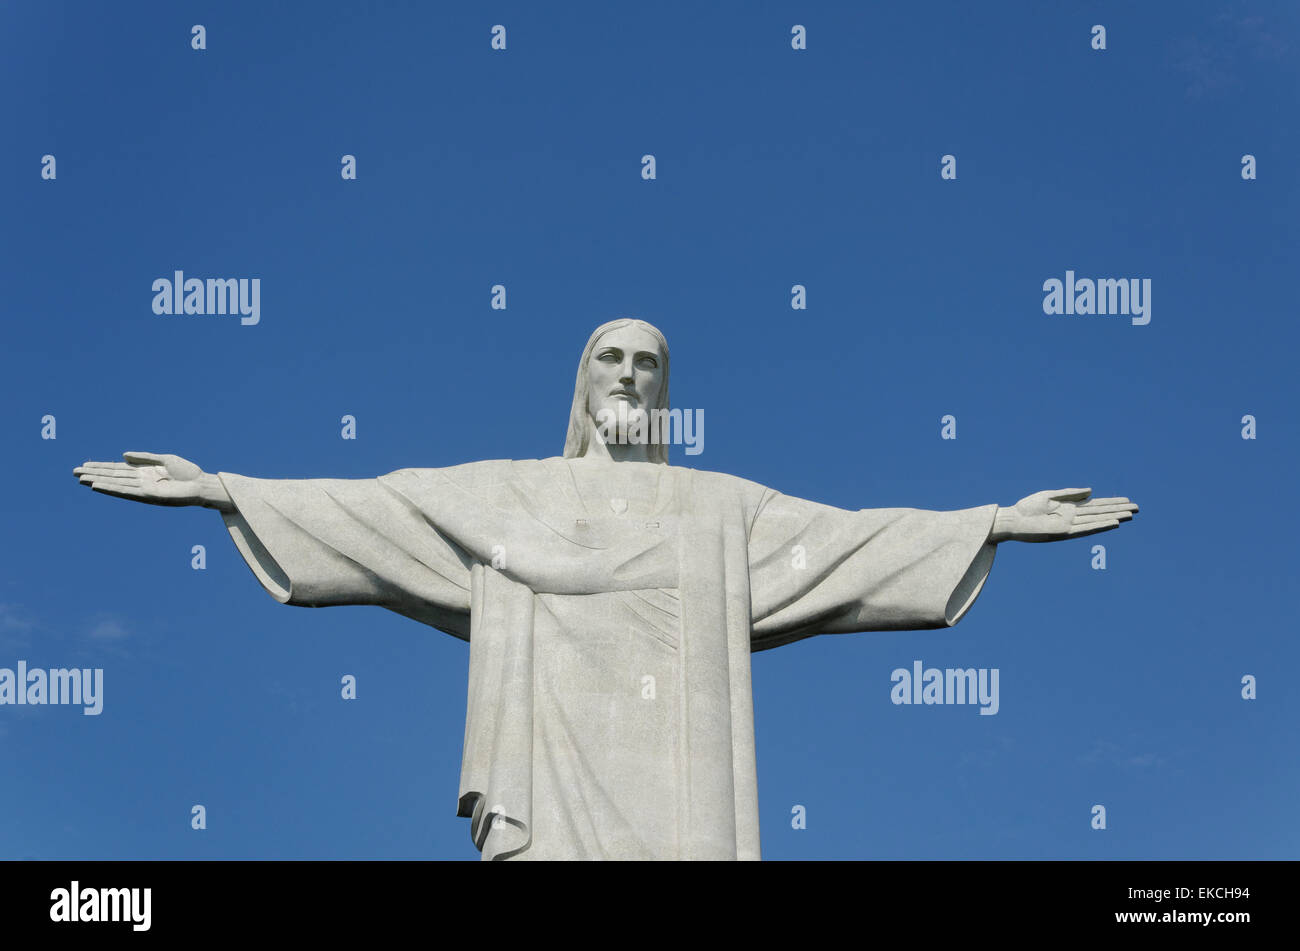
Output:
563 318 670 464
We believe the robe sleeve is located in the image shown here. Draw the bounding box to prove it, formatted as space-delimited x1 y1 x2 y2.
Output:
747 488 999 651
216 470 474 639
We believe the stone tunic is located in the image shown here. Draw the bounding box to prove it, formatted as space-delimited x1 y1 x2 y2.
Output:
218 457 998 859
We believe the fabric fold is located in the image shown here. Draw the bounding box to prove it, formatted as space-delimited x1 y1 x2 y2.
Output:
214 459 1001 860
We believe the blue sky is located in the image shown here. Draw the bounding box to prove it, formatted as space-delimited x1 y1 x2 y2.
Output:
1 0 1296 859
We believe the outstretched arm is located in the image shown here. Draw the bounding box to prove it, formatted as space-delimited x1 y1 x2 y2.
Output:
989 488 1137 543
74 456 474 633
73 452 235 513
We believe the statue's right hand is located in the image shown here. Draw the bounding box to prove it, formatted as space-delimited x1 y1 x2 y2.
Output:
74 451 210 507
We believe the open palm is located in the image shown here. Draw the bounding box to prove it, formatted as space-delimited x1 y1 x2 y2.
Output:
999 488 1138 542
73 452 206 506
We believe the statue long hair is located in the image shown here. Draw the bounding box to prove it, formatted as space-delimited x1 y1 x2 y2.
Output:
562 318 671 465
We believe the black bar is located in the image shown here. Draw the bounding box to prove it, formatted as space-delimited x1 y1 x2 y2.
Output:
0 860 1280 938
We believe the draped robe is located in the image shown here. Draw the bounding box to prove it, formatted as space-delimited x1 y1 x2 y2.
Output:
217 457 999 860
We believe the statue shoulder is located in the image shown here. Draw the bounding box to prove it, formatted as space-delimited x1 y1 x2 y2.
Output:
380 459 530 490
664 462 772 508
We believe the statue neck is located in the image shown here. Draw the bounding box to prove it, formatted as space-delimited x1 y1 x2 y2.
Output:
581 417 654 464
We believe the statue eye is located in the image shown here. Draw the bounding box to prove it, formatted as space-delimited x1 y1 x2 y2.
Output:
637 357 658 369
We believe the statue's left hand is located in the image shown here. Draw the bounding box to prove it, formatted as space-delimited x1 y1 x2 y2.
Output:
990 488 1137 543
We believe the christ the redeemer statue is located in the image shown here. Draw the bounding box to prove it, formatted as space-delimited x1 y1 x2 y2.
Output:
74 318 1137 861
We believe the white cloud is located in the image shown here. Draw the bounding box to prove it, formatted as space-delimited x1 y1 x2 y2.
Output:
0 603 34 632
0 603 34 650
88 617 130 640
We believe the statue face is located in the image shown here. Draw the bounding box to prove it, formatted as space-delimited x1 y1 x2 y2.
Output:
585 325 665 427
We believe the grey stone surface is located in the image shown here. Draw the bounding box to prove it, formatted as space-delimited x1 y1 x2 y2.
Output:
73 318 1137 860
